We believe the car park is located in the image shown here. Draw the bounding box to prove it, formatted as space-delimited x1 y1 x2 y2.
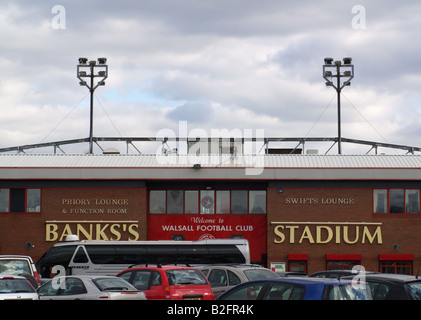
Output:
37 275 146 300
343 273 421 300
0 255 40 288
198 264 280 298
116 265 214 300
0 274 39 300
216 277 373 300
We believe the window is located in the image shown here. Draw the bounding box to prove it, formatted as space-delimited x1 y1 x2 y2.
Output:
207 269 227 287
149 190 266 215
200 190 215 214
216 191 230 214
249 191 266 214
231 190 247 214
61 278 87 295
406 189 420 213
373 189 420 214
27 189 41 212
10 189 25 212
167 190 183 214
389 189 404 213
326 254 361 271
0 188 41 213
0 189 9 212
185 191 198 214
373 189 387 213
288 254 308 273
150 190 165 214
379 254 413 275
261 282 305 300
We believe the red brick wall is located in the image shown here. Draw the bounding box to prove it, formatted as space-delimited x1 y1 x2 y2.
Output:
0 187 147 262
267 187 421 274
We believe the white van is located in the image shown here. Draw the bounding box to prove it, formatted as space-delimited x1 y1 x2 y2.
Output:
37 236 250 279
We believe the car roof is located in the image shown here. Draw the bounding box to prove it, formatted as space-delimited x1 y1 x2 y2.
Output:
123 265 198 271
244 277 357 286
0 255 34 261
49 275 122 280
310 270 377 275
198 264 265 269
348 273 421 283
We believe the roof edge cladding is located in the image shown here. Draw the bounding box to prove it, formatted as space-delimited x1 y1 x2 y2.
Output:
0 154 420 180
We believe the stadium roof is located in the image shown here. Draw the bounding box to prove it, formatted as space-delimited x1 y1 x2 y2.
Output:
0 153 420 181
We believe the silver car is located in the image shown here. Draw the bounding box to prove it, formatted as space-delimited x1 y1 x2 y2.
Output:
0 274 39 300
37 275 146 300
0 255 40 288
199 264 280 298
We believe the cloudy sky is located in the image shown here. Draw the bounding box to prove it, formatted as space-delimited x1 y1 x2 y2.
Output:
0 0 420 154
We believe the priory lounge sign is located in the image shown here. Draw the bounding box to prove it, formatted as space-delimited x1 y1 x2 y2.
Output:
45 197 140 241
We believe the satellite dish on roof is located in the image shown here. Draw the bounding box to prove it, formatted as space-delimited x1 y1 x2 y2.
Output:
65 235 79 242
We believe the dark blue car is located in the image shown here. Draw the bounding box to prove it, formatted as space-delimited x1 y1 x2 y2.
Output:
216 277 372 300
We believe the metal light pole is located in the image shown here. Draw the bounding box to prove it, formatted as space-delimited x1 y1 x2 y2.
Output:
323 57 354 154
77 57 108 154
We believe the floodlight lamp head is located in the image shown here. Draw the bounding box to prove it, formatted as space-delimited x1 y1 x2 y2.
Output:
343 57 352 65
334 60 341 66
79 57 88 64
324 57 333 65
98 57 107 65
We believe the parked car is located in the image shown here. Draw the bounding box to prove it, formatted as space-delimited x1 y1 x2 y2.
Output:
309 269 379 279
0 274 39 300
216 277 373 300
343 273 421 300
37 275 146 300
116 265 214 300
0 255 40 288
198 264 280 298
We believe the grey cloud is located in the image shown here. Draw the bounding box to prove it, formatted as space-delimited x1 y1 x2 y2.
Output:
166 102 214 124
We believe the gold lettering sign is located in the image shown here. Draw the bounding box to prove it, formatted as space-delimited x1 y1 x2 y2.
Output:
285 197 355 205
45 220 140 241
60 198 130 215
271 222 382 245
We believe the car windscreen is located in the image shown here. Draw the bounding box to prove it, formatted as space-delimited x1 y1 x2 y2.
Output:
244 269 279 281
0 278 35 293
93 278 138 291
323 283 372 300
166 269 208 286
0 259 31 275
406 281 421 300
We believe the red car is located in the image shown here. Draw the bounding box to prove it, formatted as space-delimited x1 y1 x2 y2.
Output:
116 265 214 300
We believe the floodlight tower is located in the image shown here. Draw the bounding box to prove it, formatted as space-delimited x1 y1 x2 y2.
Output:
323 57 354 154
77 57 108 154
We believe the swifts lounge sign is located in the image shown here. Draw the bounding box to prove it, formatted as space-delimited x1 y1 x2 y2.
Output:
271 222 383 245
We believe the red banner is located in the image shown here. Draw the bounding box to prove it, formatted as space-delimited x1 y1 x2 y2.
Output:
148 214 266 263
